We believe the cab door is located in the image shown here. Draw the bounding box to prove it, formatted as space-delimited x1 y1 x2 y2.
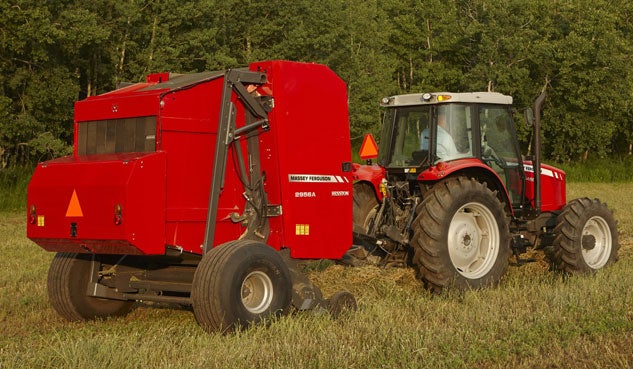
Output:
477 105 525 207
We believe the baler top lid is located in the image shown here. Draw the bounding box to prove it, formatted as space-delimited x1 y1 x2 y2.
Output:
139 70 226 92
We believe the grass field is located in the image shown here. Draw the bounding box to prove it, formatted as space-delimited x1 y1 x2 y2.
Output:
1 183 632 368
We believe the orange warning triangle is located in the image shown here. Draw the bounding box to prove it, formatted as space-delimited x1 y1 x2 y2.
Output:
359 134 379 160
65 190 84 217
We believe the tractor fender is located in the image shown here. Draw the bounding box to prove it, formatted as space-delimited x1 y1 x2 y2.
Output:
352 163 386 201
417 159 515 216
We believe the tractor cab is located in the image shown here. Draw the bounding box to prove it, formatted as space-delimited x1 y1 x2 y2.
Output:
377 92 526 208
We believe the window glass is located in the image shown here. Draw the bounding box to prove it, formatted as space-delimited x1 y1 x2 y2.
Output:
479 106 523 205
77 116 156 155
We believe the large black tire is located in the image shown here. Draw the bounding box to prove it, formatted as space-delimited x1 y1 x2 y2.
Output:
47 253 134 321
353 182 379 234
191 240 292 333
342 182 382 266
548 198 619 274
411 176 510 292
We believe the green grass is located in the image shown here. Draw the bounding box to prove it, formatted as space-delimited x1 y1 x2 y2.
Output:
0 166 32 211
2 182 633 368
554 157 633 182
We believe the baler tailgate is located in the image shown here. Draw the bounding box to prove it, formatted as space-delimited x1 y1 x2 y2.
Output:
27 152 166 255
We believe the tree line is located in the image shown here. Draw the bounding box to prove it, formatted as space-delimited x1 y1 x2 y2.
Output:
2 0 633 167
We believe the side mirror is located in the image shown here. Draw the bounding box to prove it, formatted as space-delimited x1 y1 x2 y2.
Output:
524 108 535 127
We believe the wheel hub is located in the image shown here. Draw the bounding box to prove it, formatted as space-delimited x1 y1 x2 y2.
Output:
581 216 612 269
448 202 500 279
582 234 596 250
241 271 274 314
463 234 472 247
453 221 479 259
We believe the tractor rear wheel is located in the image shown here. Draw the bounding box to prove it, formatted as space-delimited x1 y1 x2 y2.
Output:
47 253 134 321
191 240 292 333
411 176 510 292
548 198 619 274
353 182 379 234
341 182 382 266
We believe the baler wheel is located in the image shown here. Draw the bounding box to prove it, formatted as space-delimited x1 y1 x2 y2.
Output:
191 240 292 333
47 253 134 321
411 176 510 292
548 197 619 274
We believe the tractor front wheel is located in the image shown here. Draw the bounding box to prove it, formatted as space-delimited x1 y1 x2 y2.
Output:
47 253 134 321
191 240 292 333
549 198 619 274
411 176 510 292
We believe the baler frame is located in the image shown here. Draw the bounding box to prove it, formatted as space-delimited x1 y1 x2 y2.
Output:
203 69 272 253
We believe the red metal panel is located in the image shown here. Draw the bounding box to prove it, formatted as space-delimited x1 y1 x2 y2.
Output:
27 152 166 255
352 163 386 201
74 92 163 123
159 76 248 253
523 162 566 212
250 61 353 259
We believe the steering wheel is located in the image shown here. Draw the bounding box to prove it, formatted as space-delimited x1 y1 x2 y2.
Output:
482 144 505 167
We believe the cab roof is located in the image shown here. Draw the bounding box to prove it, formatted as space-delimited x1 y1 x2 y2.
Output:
381 92 513 107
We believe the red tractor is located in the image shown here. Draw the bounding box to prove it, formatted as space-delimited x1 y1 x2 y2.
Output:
350 91 619 291
27 61 618 333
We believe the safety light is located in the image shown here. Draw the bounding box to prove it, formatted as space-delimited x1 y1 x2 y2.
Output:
436 162 448 171
437 95 452 102
29 205 36 224
381 97 394 106
422 93 432 101
379 178 388 197
114 204 123 225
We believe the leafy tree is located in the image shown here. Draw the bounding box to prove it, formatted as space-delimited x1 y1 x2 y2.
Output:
2 0 633 166
536 0 633 161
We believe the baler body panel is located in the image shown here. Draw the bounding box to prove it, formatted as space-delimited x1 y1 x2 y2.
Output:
159 75 248 253
27 61 353 259
250 61 353 259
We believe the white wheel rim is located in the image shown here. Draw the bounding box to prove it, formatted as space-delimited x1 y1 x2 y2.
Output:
241 271 273 314
448 202 500 279
581 216 612 269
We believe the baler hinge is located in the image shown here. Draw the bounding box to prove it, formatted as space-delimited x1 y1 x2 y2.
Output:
202 69 271 254
265 205 282 217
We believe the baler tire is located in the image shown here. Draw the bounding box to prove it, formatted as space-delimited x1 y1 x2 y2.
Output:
47 252 134 321
410 176 510 293
353 182 380 234
548 198 619 274
191 240 292 333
